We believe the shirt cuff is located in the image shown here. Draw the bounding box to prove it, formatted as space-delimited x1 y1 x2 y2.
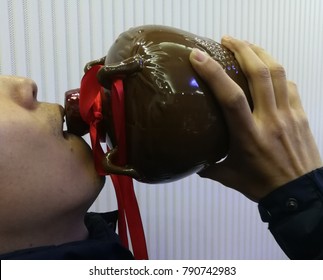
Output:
258 167 323 223
257 167 323 259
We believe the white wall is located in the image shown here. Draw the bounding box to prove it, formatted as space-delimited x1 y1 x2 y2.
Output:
2 0 323 259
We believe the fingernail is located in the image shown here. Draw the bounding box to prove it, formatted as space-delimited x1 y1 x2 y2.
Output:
191 48 208 62
222 35 233 42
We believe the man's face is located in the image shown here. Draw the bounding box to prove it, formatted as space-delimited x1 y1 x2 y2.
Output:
0 76 104 226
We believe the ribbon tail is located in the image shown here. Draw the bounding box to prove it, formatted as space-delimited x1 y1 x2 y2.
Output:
110 174 128 249
119 175 148 259
110 79 148 259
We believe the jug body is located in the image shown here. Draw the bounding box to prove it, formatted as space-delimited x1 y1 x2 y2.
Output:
65 25 252 183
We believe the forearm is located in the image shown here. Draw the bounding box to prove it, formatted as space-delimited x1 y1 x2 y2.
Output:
258 168 323 259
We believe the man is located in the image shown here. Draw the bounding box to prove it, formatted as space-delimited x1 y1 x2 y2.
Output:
1 36 323 259
0 76 133 259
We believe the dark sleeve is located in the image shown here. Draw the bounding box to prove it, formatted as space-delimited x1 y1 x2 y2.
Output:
258 167 323 259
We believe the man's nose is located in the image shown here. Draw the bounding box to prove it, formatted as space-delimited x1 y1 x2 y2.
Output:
0 76 38 101
17 77 38 100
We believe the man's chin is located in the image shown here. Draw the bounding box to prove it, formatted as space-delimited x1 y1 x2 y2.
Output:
64 133 96 163
64 132 90 146
64 132 106 186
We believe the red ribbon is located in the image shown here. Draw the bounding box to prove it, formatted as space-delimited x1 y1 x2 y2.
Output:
79 65 148 259
79 65 106 175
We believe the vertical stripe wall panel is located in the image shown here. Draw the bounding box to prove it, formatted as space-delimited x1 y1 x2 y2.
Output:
2 0 323 259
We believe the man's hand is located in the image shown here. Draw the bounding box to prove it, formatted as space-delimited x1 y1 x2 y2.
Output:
190 36 322 201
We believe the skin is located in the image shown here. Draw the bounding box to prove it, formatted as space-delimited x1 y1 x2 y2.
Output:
0 76 105 254
189 36 323 202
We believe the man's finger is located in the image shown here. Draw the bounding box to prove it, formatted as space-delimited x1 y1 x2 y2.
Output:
221 37 277 117
189 48 255 136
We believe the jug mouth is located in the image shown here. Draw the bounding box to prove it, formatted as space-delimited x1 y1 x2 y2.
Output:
64 88 90 136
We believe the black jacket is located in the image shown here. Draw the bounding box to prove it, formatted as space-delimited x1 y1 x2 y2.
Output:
0 211 133 260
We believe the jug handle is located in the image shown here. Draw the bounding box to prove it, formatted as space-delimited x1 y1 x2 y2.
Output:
97 55 144 89
84 56 106 72
104 147 140 178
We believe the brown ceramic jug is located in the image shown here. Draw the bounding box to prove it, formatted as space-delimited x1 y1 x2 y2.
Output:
65 25 252 183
